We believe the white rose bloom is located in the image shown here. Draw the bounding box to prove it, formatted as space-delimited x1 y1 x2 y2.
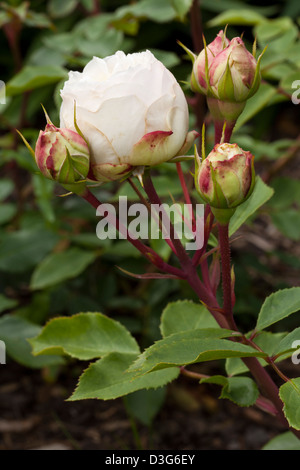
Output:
60 50 197 182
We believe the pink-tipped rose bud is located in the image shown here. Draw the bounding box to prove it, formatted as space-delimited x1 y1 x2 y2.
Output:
209 37 259 103
35 122 90 184
191 30 230 94
195 143 255 222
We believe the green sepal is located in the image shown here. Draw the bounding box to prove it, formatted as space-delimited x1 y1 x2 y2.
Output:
216 55 236 102
245 156 256 201
252 36 257 59
62 181 87 196
247 45 267 100
57 147 76 184
193 144 202 194
201 123 206 160
191 72 202 94
73 100 91 153
41 104 52 125
211 207 236 225
58 148 88 194
16 129 35 160
177 40 197 64
202 36 219 99
168 154 195 163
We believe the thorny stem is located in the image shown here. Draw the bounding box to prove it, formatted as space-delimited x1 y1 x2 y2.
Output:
217 223 236 327
128 177 177 254
143 174 192 270
81 188 184 279
81 184 300 437
216 221 300 436
192 205 213 266
176 162 195 229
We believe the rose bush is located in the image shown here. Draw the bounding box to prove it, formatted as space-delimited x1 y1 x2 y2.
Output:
60 50 197 182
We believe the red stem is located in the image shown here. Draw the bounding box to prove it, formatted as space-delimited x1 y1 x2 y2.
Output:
143 174 192 271
192 204 213 266
81 187 300 438
81 188 184 279
217 224 235 321
217 221 300 435
128 178 177 255
176 162 196 229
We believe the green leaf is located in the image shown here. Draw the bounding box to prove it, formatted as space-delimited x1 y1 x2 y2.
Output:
201 375 259 407
0 179 14 201
234 83 277 132
171 0 193 20
0 294 18 313
0 315 64 369
6 65 68 96
207 9 266 27
279 378 300 430
124 387 166 426
220 376 259 406
0 203 17 225
280 71 300 94
271 210 300 241
48 0 78 18
128 329 266 376
148 49 180 69
254 17 297 45
77 29 123 58
32 174 56 225
0 229 59 273
200 0 277 16
256 287 300 331
115 0 177 23
229 177 274 236
269 177 300 208
226 331 288 376
262 431 300 450
29 312 140 360
69 352 179 401
273 328 300 358
160 300 219 338
30 247 97 290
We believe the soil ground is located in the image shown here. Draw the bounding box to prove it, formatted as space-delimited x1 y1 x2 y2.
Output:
0 359 296 450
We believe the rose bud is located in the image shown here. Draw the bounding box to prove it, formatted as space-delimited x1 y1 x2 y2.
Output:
189 33 265 132
209 37 260 103
60 50 198 183
191 30 230 95
195 143 255 224
35 122 90 185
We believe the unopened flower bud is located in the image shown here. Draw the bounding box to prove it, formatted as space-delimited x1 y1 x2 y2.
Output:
191 32 265 130
191 30 229 95
209 37 259 103
195 143 255 224
35 122 90 185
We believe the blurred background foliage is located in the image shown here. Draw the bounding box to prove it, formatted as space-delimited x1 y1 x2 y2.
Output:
0 0 299 382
